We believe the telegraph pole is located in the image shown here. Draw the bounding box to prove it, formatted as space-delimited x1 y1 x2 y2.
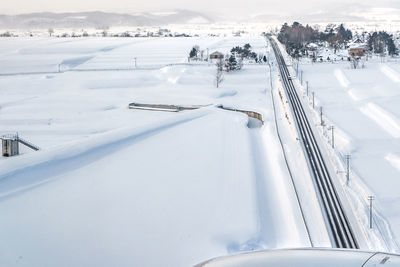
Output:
134 57 137 68
300 70 303 85
329 126 335 148
312 92 315 109
368 196 374 229
346 155 351 185
306 81 309 96
320 106 323 126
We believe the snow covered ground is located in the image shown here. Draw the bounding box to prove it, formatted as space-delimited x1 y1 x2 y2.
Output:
298 58 400 252
0 36 313 266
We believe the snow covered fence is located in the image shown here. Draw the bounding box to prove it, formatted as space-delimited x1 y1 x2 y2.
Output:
217 105 264 123
0 62 211 76
128 102 210 112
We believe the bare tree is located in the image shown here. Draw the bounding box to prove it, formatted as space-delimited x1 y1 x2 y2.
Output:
215 60 224 88
350 57 359 69
101 26 109 37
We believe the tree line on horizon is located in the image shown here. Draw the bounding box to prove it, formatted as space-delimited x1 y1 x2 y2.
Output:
277 22 398 58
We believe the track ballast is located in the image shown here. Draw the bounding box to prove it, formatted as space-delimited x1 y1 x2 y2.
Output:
268 36 358 249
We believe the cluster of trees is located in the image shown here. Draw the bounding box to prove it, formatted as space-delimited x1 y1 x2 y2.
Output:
368 31 398 56
225 43 266 70
191 43 261 74
215 43 264 87
224 54 242 71
277 22 318 57
224 43 260 71
277 22 353 57
57 32 90 38
48 26 191 38
0 31 15 37
322 24 353 53
230 44 258 60
189 45 207 61
277 22 399 58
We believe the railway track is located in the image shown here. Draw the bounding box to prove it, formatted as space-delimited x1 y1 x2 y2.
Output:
268 36 358 249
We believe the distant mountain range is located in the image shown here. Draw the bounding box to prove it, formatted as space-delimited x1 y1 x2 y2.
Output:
0 10 215 29
1 6 399 30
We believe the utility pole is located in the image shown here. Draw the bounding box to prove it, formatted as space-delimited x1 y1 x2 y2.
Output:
312 92 315 109
368 196 374 229
329 126 335 148
300 70 303 85
134 57 137 68
320 106 323 126
58 64 61 73
346 155 351 185
306 81 309 96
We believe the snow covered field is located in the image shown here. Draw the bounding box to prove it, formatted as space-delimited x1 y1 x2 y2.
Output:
298 58 400 252
0 36 314 266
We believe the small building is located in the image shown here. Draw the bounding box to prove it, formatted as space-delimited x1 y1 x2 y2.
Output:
349 47 365 57
2 135 19 157
348 41 367 57
306 43 318 51
1 133 39 157
353 38 364 44
209 51 224 60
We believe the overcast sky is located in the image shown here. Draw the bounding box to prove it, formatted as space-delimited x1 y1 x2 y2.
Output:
1 0 399 16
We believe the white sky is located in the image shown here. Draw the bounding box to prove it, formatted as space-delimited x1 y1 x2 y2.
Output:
0 0 399 15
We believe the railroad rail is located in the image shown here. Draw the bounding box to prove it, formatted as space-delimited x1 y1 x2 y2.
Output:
268 36 358 249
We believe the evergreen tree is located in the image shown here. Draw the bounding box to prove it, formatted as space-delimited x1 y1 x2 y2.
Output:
189 47 198 58
368 31 398 55
387 37 398 56
337 24 352 41
226 54 238 71
277 22 353 57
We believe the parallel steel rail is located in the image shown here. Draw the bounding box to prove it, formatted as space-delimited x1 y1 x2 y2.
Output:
268 36 358 249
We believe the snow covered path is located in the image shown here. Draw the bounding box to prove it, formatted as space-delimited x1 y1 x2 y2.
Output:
0 36 312 266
